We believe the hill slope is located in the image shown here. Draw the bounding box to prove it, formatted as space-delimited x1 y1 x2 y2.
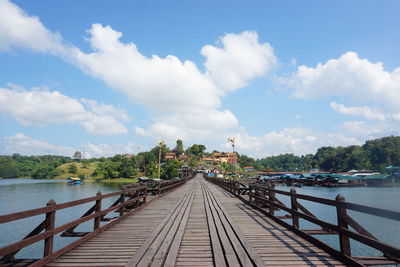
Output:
54 162 98 179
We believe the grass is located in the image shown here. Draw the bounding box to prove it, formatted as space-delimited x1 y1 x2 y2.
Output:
54 162 99 179
54 162 140 184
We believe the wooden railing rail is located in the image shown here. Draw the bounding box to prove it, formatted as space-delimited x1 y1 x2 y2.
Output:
125 174 193 195
206 176 400 266
0 185 146 264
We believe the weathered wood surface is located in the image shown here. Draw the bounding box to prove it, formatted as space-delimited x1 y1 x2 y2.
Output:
42 175 347 267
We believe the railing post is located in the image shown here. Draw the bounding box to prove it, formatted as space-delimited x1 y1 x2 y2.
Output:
268 184 275 216
133 188 140 208
262 187 267 207
44 199 56 257
254 185 260 207
249 185 253 204
94 191 102 230
336 194 351 256
142 183 147 204
119 186 126 216
290 188 299 229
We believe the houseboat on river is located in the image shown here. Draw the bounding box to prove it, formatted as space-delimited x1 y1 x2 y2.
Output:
67 177 82 185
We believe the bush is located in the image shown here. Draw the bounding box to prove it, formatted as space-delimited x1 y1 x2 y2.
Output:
68 164 78 174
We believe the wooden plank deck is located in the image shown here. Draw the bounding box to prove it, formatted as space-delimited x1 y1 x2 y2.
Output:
46 174 346 267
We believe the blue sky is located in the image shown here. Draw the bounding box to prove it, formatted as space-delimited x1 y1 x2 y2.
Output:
1 0 400 158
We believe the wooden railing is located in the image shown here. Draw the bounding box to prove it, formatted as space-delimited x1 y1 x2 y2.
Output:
0 176 192 266
206 176 400 266
130 176 192 195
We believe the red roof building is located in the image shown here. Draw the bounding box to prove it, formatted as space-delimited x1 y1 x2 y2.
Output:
165 152 176 159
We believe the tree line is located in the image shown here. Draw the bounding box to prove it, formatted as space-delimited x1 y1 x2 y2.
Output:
1 136 400 179
0 154 73 179
240 136 400 172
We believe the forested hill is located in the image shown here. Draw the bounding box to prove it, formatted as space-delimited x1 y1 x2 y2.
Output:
0 155 73 179
239 136 400 172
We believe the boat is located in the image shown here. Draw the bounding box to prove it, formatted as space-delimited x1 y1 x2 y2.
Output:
293 183 303 188
67 177 82 185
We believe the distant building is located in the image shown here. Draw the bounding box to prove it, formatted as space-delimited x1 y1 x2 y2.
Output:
243 166 255 172
201 152 237 165
165 152 176 159
226 152 237 165
179 154 189 161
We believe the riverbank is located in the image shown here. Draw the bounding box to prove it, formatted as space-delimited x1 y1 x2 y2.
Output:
91 178 138 184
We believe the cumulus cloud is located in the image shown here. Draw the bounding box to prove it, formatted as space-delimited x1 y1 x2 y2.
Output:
229 128 360 158
0 84 130 135
0 0 64 53
201 31 277 92
288 52 400 107
83 143 136 158
341 121 383 137
330 102 386 121
3 133 136 158
286 52 400 134
4 133 75 156
135 109 239 142
66 25 275 141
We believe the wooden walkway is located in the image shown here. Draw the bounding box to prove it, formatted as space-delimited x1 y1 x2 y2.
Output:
46 175 346 267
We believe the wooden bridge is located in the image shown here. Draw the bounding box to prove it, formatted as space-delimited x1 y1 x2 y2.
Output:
1 174 399 266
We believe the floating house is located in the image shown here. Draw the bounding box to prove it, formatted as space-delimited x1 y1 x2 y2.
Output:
67 177 82 185
321 173 394 187
358 174 394 186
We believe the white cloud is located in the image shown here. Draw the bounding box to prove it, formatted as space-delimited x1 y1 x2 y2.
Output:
330 102 386 121
69 24 220 114
135 109 238 143
288 52 400 108
66 25 275 141
4 133 75 156
0 0 64 53
3 133 136 158
286 52 400 131
0 84 130 135
83 142 135 158
341 121 383 137
295 114 302 120
201 31 277 93
230 128 360 158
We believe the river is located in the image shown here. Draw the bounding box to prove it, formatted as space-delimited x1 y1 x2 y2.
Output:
274 185 400 258
0 178 124 259
0 179 399 261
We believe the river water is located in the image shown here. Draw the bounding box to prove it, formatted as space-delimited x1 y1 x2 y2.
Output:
274 185 400 259
0 179 399 261
0 179 124 259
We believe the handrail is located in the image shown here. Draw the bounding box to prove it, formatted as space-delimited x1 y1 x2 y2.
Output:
129 176 193 195
0 174 193 265
252 184 400 220
206 175 400 266
0 187 144 224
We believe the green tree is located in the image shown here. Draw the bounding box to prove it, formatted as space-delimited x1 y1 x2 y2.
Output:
68 164 78 174
174 139 184 156
161 159 181 179
73 151 82 161
145 162 158 178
